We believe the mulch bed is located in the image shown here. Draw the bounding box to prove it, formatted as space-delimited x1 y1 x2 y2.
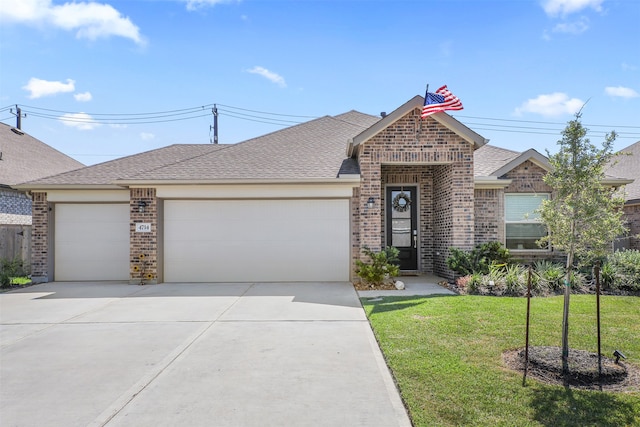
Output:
503 346 640 392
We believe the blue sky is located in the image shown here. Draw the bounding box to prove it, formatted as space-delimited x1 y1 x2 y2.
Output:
1 0 638 165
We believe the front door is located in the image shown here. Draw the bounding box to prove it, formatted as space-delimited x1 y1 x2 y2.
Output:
386 186 418 271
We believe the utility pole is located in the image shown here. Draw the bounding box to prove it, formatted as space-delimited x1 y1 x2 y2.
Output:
10 105 26 130
212 105 218 144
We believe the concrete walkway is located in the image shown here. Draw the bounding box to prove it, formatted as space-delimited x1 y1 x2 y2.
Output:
357 274 457 298
1 282 411 427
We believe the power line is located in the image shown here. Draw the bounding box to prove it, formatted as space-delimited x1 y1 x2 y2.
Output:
217 103 319 119
3 102 639 140
455 114 640 130
20 103 215 117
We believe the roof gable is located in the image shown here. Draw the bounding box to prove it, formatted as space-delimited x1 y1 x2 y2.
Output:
347 95 488 156
607 140 640 202
491 148 551 177
0 124 84 187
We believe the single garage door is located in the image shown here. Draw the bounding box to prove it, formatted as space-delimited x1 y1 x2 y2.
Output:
164 199 350 282
55 204 129 281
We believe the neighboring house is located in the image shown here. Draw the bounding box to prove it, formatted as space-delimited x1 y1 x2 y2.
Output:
607 140 640 250
0 123 84 225
0 123 83 262
16 96 634 284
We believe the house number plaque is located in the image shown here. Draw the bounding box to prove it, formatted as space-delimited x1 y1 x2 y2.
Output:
135 223 151 233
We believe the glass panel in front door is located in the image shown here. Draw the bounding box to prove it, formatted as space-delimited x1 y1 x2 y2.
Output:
390 189 412 248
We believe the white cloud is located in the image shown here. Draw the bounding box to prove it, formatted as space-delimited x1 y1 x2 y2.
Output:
514 93 585 117
110 124 128 129
605 86 639 98
246 66 286 88
541 0 604 17
184 0 237 12
140 132 155 140
553 16 589 34
621 62 638 71
74 91 93 102
23 77 75 99
59 112 101 130
1 0 145 45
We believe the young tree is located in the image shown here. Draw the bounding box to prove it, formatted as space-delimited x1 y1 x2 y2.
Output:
538 111 627 378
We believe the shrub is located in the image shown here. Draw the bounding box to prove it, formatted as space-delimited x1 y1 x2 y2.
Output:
467 272 483 294
0 258 30 288
604 249 640 291
534 260 565 292
446 242 511 276
599 262 616 289
503 264 527 296
355 247 400 285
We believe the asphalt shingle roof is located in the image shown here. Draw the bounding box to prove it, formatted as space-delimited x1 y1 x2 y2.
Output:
473 144 521 177
127 114 380 181
607 140 640 202
22 111 380 186
23 144 225 186
0 123 84 186
20 111 560 187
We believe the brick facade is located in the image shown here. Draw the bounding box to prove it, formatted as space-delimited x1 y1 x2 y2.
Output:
356 108 475 279
0 189 32 225
623 203 640 250
502 161 553 193
474 188 504 244
30 192 49 283
130 188 158 284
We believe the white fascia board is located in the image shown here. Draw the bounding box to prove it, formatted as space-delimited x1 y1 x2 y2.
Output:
337 173 361 180
430 113 489 148
474 177 512 189
46 189 130 202
602 178 634 187
155 182 358 199
491 149 551 177
13 184 125 191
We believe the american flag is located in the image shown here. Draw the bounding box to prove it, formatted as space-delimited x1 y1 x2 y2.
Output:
421 85 464 118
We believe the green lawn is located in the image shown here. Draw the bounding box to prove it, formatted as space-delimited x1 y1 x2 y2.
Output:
362 295 640 427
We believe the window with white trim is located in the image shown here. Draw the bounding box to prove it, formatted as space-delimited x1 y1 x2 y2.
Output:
505 194 550 250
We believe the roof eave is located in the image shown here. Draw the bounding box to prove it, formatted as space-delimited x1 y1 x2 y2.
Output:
113 177 361 186
474 177 513 189
601 178 634 187
13 184 127 191
430 112 489 149
491 149 551 177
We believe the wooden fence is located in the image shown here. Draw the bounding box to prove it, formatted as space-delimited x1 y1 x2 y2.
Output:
0 225 31 264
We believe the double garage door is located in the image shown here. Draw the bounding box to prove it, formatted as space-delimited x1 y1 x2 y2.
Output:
54 199 350 282
163 199 350 282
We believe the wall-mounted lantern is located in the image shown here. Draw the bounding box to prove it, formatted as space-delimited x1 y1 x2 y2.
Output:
366 197 375 209
138 200 147 213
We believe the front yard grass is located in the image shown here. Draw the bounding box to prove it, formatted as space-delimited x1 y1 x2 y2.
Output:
362 295 640 427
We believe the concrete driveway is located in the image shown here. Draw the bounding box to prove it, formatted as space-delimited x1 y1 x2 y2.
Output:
1 282 411 427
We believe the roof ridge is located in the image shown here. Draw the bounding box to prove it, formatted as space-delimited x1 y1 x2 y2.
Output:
330 111 380 129
234 115 335 146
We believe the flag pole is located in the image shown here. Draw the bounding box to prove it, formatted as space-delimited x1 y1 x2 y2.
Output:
419 84 429 136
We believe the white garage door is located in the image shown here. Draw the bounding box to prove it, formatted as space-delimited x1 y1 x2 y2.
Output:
164 199 350 282
55 204 129 281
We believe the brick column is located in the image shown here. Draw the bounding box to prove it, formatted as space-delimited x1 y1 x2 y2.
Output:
358 154 383 255
31 192 49 283
130 188 157 284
